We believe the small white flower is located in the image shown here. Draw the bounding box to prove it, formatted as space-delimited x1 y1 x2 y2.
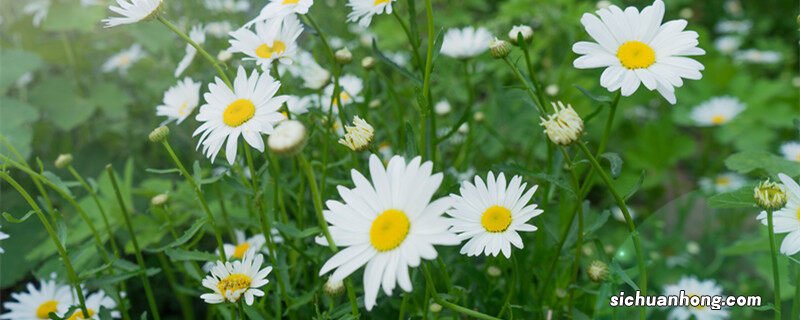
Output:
280 51 331 90
223 229 276 260
757 174 800 255
434 100 452 116
217 49 233 62
285 95 312 116
0 276 73 319
101 44 145 74
201 249 272 305
156 77 202 124
338 116 374 151
203 0 250 12
245 0 313 27
15 72 33 89
545 84 559 96
689 96 745 126
540 101 584 145
441 27 494 59
193 67 288 164
347 0 396 27
321 75 363 113
23 0 50 27
64 290 120 319
268 120 307 155
447 172 542 258
734 49 782 64
175 25 206 77
780 142 800 162
0 225 7 254
316 155 459 310
205 21 233 38
699 172 746 193
713 36 741 55
715 20 752 34
663 276 729 320
229 15 304 69
572 0 705 104
102 0 162 28
508 25 533 43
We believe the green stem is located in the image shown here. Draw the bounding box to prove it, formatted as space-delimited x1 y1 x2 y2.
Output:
392 10 422 70
161 141 227 262
520 42 548 109
67 165 120 256
0 172 90 318
501 57 546 114
766 210 782 320
421 0 436 160
422 265 500 320
157 16 231 88
157 253 195 320
105 165 161 320
792 262 800 320
576 141 646 320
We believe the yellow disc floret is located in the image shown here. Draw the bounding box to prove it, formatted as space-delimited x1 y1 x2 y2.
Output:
481 205 512 233
255 41 287 59
233 242 250 259
217 273 253 297
617 41 656 70
36 300 58 319
223 99 256 127
370 209 411 251
67 308 96 320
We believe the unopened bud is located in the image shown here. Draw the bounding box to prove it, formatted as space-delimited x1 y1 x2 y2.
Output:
268 120 307 156
508 25 533 45
540 101 584 146
361 56 376 69
489 38 512 59
754 179 787 210
54 154 73 169
323 278 345 297
587 260 609 282
335 47 352 64
151 193 169 206
368 99 381 109
148 126 170 143
487 266 501 277
429 303 442 313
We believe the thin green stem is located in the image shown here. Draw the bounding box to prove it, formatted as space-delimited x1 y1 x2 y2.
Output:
67 165 120 256
422 265 500 320
576 141 646 320
161 141 227 262
392 10 422 70
105 165 161 320
520 42 547 109
0 172 90 318
792 262 800 320
421 0 436 160
767 210 782 320
157 16 231 88
157 253 195 320
501 57 546 114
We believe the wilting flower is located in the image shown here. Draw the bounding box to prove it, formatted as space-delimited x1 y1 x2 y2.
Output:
229 15 303 69
201 249 272 305
689 96 745 126
441 27 493 59
572 0 705 104
780 142 800 162
101 44 145 75
175 25 206 77
757 174 800 255
156 78 202 124
540 101 584 145
338 116 374 151
663 276 729 320
193 67 288 164
317 155 459 310
0 275 73 319
102 0 162 28
347 0 396 27
447 172 542 258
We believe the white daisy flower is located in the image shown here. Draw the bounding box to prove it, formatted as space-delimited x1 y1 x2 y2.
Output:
689 96 745 126
101 44 145 74
572 0 706 104
280 51 331 89
321 75 364 113
699 173 746 193
102 0 162 28
64 290 120 319
175 25 206 77
346 0 396 27
229 15 304 69
245 0 314 27
205 21 233 38
733 49 782 64
23 0 50 27
0 276 72 319
316 155 460 310
447 172 542 258
285 95 312 116
663 276 729 320
757 173 800 255
156 78 202 124
780 142 800 162
713 36 741 55
440 27 494 59
201 249 272 305
193 66 288 164
203 0 249 12
0 225 8 254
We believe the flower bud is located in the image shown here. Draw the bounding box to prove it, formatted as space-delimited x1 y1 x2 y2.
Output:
338 116 374 151
217 49 233 62
540 101 584 146
487 266 501 277
335 47 352 64
148 126 170 143
508 25 533 45
361 56 376 69
268 120 307 156
54 154 73 169
323 278 345 297
587 260 609 282
754 179 787 210
489 38 512 59
473 111 485 123
368 99 381 109
429 303 442 313
151 193 169 206
434 100 452 116
545 84 559 96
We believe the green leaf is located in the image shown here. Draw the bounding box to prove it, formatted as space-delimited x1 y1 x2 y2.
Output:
165 248 218 262
725 151 800 176
0 49 43 92
497 164 576 197
146 217 208 253
575 85 612 104
2 211 35 223
708 186 756 209
623 170 646 201
600 153 623 179
28 76 96 131
87 268 161 286
42 171 74 197
0 97 39 159
89 83 131 120
41 2 105 32
274 223 320 239
372 40 422 85
145 168 182 175
404 122 418 157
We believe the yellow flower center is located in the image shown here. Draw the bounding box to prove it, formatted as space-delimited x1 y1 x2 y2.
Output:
178 101 189 116
217 273 252 296
67 308 96 320
233 242 250 259
333 92 351 107
374 0 390 4
688 294 705 310
795 154 800 161
255 41 287 59
715 176 731 187
796 207 800 221
369 209 410 251
481 205 512 233
282 0 299 3
617 41 656 70
710 115 726 125
223 99 256 127
36 300 58 319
